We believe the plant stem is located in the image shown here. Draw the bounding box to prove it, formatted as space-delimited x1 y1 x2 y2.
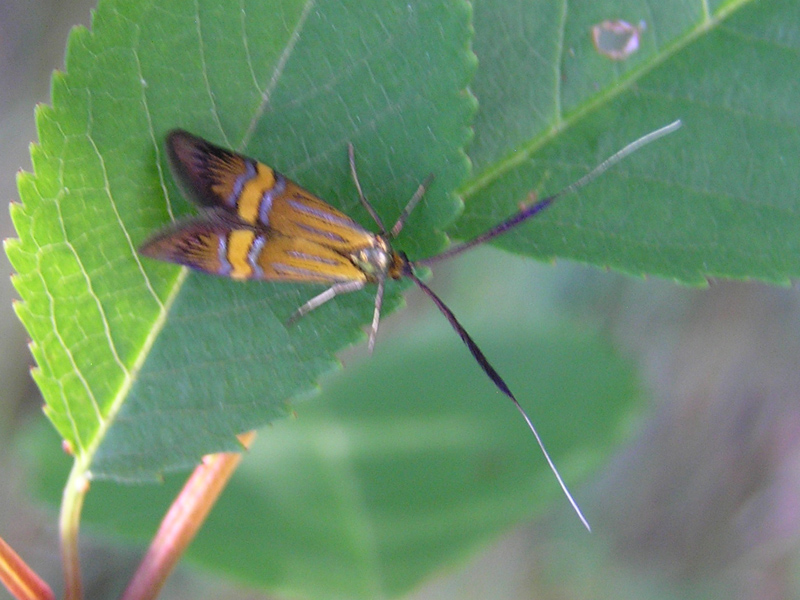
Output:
120 431 257 600
0 535 55 600
60 461 90 600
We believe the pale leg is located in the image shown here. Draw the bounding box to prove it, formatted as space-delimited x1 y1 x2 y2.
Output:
288 280 365 323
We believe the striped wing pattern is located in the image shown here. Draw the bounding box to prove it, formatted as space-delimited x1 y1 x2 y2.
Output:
140 130 379 283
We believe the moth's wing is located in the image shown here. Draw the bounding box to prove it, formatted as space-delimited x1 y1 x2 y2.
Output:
167 129 273 218
140 209 367 283
157 130 381 281
252 234 368 283
139 209 242 277
167 130 379 253
265 181 378 253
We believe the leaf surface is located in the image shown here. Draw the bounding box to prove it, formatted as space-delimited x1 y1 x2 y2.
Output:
458 0 800 284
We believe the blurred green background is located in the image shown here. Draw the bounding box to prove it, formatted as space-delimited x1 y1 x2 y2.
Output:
3 2 800 600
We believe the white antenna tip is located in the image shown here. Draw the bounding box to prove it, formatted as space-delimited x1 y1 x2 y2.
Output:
513 400 592 531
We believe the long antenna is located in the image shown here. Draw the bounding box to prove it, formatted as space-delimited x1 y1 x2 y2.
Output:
404 267 592 531
419 120 682 266
401 121 682 529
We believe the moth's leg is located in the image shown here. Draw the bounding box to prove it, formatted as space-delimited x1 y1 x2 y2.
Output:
390 173 434 238
288 280 365 324
367 276 385 353
348 143 387 234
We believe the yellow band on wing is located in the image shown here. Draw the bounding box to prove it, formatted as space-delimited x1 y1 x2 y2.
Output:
227 229 257 279
236 163 276 224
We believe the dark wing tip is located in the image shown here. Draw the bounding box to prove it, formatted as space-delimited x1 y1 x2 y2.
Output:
164 129 229 208
138 226 175 261
166 129 206 174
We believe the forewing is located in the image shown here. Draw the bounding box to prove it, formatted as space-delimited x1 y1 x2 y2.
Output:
139 211 251 278
253 233 367 283
266 181 377 254
167 130 264 216
140 210 366 284
167 130 377 255
148 131 379 283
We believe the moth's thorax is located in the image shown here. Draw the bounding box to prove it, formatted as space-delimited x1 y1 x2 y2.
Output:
349 235 406 281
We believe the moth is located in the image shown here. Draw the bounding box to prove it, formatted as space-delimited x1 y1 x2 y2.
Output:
140 121 681 529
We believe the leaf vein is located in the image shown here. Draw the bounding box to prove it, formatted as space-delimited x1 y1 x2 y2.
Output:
52 179 107 433
554 0 567 127
82 132 135 382
239 0 264 98
36 266 83 450
194 0 229 147
241 0 317 149
130 44 170 310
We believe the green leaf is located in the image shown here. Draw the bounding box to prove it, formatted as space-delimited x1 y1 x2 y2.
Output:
6 0 475 480
458 0 800 284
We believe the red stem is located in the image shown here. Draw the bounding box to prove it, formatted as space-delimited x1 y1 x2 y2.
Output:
120 431 257 600
0 534 55 600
